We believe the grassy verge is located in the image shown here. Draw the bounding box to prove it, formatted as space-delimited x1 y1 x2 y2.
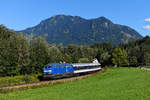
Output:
0 74 40 87
143 65 150 68
0 81 53 94
0 67 150 100
0 72 101 94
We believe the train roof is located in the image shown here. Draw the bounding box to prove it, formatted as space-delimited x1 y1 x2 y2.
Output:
45 63 72 68
44 62 101 68
72 63 101 67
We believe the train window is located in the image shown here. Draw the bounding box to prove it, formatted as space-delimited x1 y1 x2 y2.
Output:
47 66 52 68
74 67 77 70
44 65 52 69
74 67 79 70
44 66 46 69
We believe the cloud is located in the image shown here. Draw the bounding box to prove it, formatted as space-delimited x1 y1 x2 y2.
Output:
145 18 150 23
143 25 150 31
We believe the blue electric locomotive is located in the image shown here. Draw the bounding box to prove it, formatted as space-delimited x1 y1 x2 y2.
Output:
43 59 101 79
43 63 74 78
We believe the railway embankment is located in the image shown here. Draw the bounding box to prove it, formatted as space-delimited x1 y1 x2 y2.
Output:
0 71 102 93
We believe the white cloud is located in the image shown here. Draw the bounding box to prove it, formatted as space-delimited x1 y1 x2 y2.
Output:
143 25 150 31
145 18 150 23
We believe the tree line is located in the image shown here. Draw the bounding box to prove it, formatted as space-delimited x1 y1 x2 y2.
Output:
0 25 150 77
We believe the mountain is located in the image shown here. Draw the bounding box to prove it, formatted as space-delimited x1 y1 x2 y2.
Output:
18 15 143 45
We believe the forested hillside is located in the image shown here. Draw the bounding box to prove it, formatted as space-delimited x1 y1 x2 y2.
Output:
0 25 149 77
18 15 142 45
120 36 150 66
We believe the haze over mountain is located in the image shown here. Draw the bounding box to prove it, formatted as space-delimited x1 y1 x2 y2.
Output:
18 15 143 45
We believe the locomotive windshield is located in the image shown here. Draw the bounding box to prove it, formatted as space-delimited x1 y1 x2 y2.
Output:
44 65 52 69
47 66 51 68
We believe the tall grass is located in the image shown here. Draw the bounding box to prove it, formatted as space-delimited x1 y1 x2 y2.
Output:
0 74 40 87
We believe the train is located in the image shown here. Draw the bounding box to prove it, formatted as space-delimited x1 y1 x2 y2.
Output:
43 58 101 79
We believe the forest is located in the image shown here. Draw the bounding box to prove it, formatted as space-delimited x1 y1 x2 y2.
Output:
0 25 150 77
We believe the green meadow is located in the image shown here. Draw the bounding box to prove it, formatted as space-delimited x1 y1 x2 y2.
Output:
0 68 150 100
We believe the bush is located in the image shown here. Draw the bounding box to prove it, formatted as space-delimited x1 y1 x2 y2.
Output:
78 58 90 63
0 74 40 87
103 66 109 72
22 75 32 83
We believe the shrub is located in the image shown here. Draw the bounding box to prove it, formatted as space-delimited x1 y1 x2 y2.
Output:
0 74 40 87
103 66 109 72
22 75 32 83
78 58 90 63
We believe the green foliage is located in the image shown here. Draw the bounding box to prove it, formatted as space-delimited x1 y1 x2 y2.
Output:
30 36 50 74
0 25 30 76
0 74 39 87
121 36 150 66
129 56 138 66
144 66 150 68
100 52 111 63
78 58 90 63
22 75 32 83
64 44 79 62
144 52 150 66
49 45 63 63
112 47 128 66
62 54 72 63
96 48 111 66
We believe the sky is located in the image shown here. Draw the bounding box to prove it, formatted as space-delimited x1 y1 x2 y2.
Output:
0 0 150 36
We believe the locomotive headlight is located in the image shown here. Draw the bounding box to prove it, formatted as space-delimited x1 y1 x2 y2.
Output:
48 70 51 73
44 70 48 72
44 70 51 73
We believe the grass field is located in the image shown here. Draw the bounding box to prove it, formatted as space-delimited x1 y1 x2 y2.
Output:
144 66 150 68
0 68 150 100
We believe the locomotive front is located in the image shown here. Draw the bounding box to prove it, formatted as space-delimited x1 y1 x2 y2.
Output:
43 63 74 79
43 64 52 78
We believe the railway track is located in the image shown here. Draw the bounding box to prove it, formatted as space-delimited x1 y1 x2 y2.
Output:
0 71 101 90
